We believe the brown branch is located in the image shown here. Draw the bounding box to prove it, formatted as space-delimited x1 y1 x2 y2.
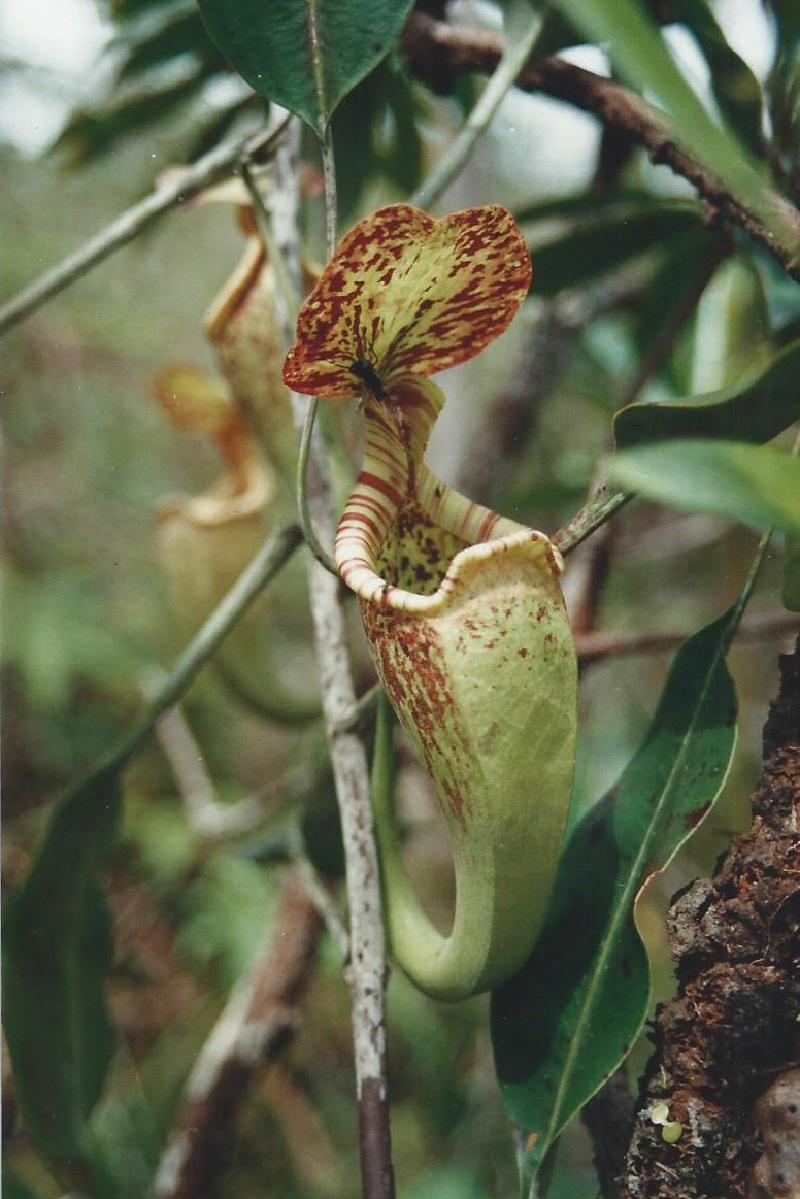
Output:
622 634 800 1198
152 873 324 1199
402 13 800 283
258 127 395 1199
576 613 799 667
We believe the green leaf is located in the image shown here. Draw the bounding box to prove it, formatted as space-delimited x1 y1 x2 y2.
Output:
194 0 416 135
57 73 210 163
3 770 121 1163
529 203 701 296
546 0 798 257
491 600 744 1189
671 0 764 156
783 534 800 611
631 226 728 392
117 7 219 80
606 439 800 533
615 338 800 448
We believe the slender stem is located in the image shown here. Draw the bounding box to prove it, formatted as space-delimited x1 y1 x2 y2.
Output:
82 525 302 785
412 0 542 210
293 123 340 574
336 682 381 735
266 124 395 1199
241 158 302 322
554 489 633 556
0 116 291 338
321 124 339 258
296 395 339 575
241 162 338 576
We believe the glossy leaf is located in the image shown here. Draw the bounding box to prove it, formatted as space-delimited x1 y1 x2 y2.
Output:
492 601 743 1189
606 439 800 533
3 770 121 1162
671 0 763 155
195 0 415 135
615 339 800 448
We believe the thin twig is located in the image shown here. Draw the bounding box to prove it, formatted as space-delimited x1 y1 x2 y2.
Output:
320 124 339 259
0 116 291 338
293 122 340 574
554 488 633 555
146 679 274 840
411 0 543 210
576 613 799 667
153 873 324 1199
80 525 303 792
241 159 338 577
402 13 800 282
263 125 395 1199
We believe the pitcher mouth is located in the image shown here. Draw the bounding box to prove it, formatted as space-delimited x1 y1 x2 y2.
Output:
337 519 564 616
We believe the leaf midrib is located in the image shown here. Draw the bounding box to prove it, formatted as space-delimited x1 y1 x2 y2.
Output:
534 618 735 1177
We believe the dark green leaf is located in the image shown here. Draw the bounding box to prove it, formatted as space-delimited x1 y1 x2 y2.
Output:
630 227 728 392
492 604 741 1189
57 74 210 163
607 439 800 532
766 2 800 167
3 770 121 1163
671 0 763 155
117 8 220 80
516 189 681 226
530 204 701 295
332 59 424 218
783 534 800 611
195 0 416 135
615 338 800 447
2 1173 45 1199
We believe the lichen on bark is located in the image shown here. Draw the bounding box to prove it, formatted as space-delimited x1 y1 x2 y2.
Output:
624 634 800 1199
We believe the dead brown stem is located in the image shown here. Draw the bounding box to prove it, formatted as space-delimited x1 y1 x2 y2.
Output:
153 874 323 1199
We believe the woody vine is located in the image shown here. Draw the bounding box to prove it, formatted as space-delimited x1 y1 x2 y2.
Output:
3 4 800 1199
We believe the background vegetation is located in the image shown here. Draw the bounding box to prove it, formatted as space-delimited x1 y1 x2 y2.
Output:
3 2 799 1197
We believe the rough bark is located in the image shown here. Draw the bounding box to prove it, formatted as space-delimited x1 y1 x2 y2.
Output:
623 635 800 1198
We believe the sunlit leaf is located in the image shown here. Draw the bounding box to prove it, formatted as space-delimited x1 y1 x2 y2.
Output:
195 0 415 135
615 339 800 447
492 599 745 1190
606 439 800 533
3 771 121 1162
